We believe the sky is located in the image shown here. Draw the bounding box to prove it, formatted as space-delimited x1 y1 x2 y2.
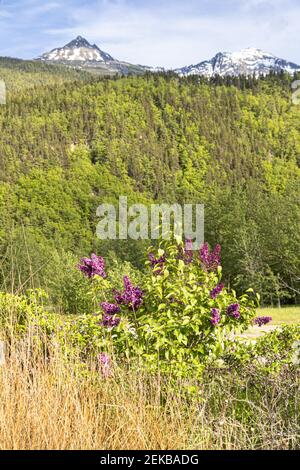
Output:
0 0 300 68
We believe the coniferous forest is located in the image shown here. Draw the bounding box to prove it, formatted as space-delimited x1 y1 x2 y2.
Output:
0 59 299 312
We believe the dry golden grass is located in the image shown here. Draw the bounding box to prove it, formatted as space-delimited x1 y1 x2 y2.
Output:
0 342 197 450
0 329 299 450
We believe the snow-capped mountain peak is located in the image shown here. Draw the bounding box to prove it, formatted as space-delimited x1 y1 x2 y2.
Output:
38 36 114 63
64 36 92 49
36 36 151 75
175 48 300 77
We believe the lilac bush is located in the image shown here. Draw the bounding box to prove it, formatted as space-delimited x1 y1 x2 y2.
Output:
177 239 194 265
148 253 166 275
100 302 121 329
199 243 221 271
98 353 112 377
100 313 121 329
78 238 258 377
101 302 120 315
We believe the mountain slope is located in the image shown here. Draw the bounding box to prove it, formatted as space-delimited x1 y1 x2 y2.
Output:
0 56 89 93
175 48 300 77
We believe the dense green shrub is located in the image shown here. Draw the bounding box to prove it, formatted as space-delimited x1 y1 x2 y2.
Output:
0 289 46 333
77 239 258 377
222 325 300 372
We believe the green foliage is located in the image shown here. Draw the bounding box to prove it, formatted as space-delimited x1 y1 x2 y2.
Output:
135 240 256 376
1 281 298 380
253 325 300 368
223 325 300 372
82 239 258 377
0 289 47 334
43 251 92 315
0 57 89 93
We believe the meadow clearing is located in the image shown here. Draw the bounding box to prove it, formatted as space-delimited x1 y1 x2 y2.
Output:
257 306 300 325
244 306 300 339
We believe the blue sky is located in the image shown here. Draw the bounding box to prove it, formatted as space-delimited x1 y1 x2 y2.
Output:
0 0 300 68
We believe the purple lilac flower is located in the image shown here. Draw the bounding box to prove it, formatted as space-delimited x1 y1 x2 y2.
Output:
199 243 221 271
178 239 194 264
210 308 221 326
226 303 240 319
100 313 121 329
148 252 166 275
210 283 224 299
78 253 106 279
254 316 272 327
98 353 112 378
114 276 144 310
101 302 121 315
114 290 124 305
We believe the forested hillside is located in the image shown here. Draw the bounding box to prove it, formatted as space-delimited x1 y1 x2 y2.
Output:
0 63 299 310
0 57 89 92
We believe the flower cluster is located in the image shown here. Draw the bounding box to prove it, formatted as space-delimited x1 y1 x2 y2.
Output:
100 302 120 329
210 283 224 299
101 314 121 329
210 308 221 326
199 243 221 271
114 276 144 310
98 353 112 378
254 316 272 327
148 252 166 275
226 303 240 319
177 239 194 265
101 302 120 315
78 254 106 279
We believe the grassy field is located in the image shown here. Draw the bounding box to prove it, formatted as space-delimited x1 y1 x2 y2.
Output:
257 306 300 325
242 306 300 340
